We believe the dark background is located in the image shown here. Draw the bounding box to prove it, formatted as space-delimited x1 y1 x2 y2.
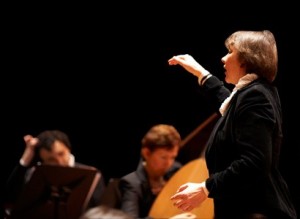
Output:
3 3 299 216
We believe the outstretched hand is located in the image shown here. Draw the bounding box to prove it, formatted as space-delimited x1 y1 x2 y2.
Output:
168 54 208 78
170 182 208 212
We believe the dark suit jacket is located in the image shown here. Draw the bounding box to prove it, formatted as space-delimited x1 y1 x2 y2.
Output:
119 159 182 219
5 161 106 215
202 76 297 219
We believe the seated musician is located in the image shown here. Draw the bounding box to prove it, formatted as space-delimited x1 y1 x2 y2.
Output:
119 124 183 219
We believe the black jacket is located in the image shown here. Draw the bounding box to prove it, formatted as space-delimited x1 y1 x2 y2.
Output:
119 159 181 219
203 76 297 219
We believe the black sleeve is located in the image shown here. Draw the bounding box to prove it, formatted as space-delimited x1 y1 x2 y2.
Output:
5 164 29 204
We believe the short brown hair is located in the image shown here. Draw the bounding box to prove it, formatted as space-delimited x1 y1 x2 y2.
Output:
141 124 181 151
225 30 278 82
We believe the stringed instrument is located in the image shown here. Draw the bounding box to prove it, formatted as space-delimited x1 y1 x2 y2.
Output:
149 113 219 219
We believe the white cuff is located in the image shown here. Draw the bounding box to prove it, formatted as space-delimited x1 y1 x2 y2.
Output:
200 181 209 196
198 73 212 85
19 158 29 167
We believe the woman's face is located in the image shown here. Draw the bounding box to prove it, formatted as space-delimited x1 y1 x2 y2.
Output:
221 46 246 85
142 146 179 178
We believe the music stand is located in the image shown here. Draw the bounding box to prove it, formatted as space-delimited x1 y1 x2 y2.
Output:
10 165 100 219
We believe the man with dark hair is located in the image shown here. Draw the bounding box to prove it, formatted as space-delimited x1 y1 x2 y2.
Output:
5 129 106 217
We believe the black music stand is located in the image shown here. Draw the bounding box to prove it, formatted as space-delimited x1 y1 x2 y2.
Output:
10 165 100 219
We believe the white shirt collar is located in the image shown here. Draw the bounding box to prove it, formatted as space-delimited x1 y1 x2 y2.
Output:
219 73 258 116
